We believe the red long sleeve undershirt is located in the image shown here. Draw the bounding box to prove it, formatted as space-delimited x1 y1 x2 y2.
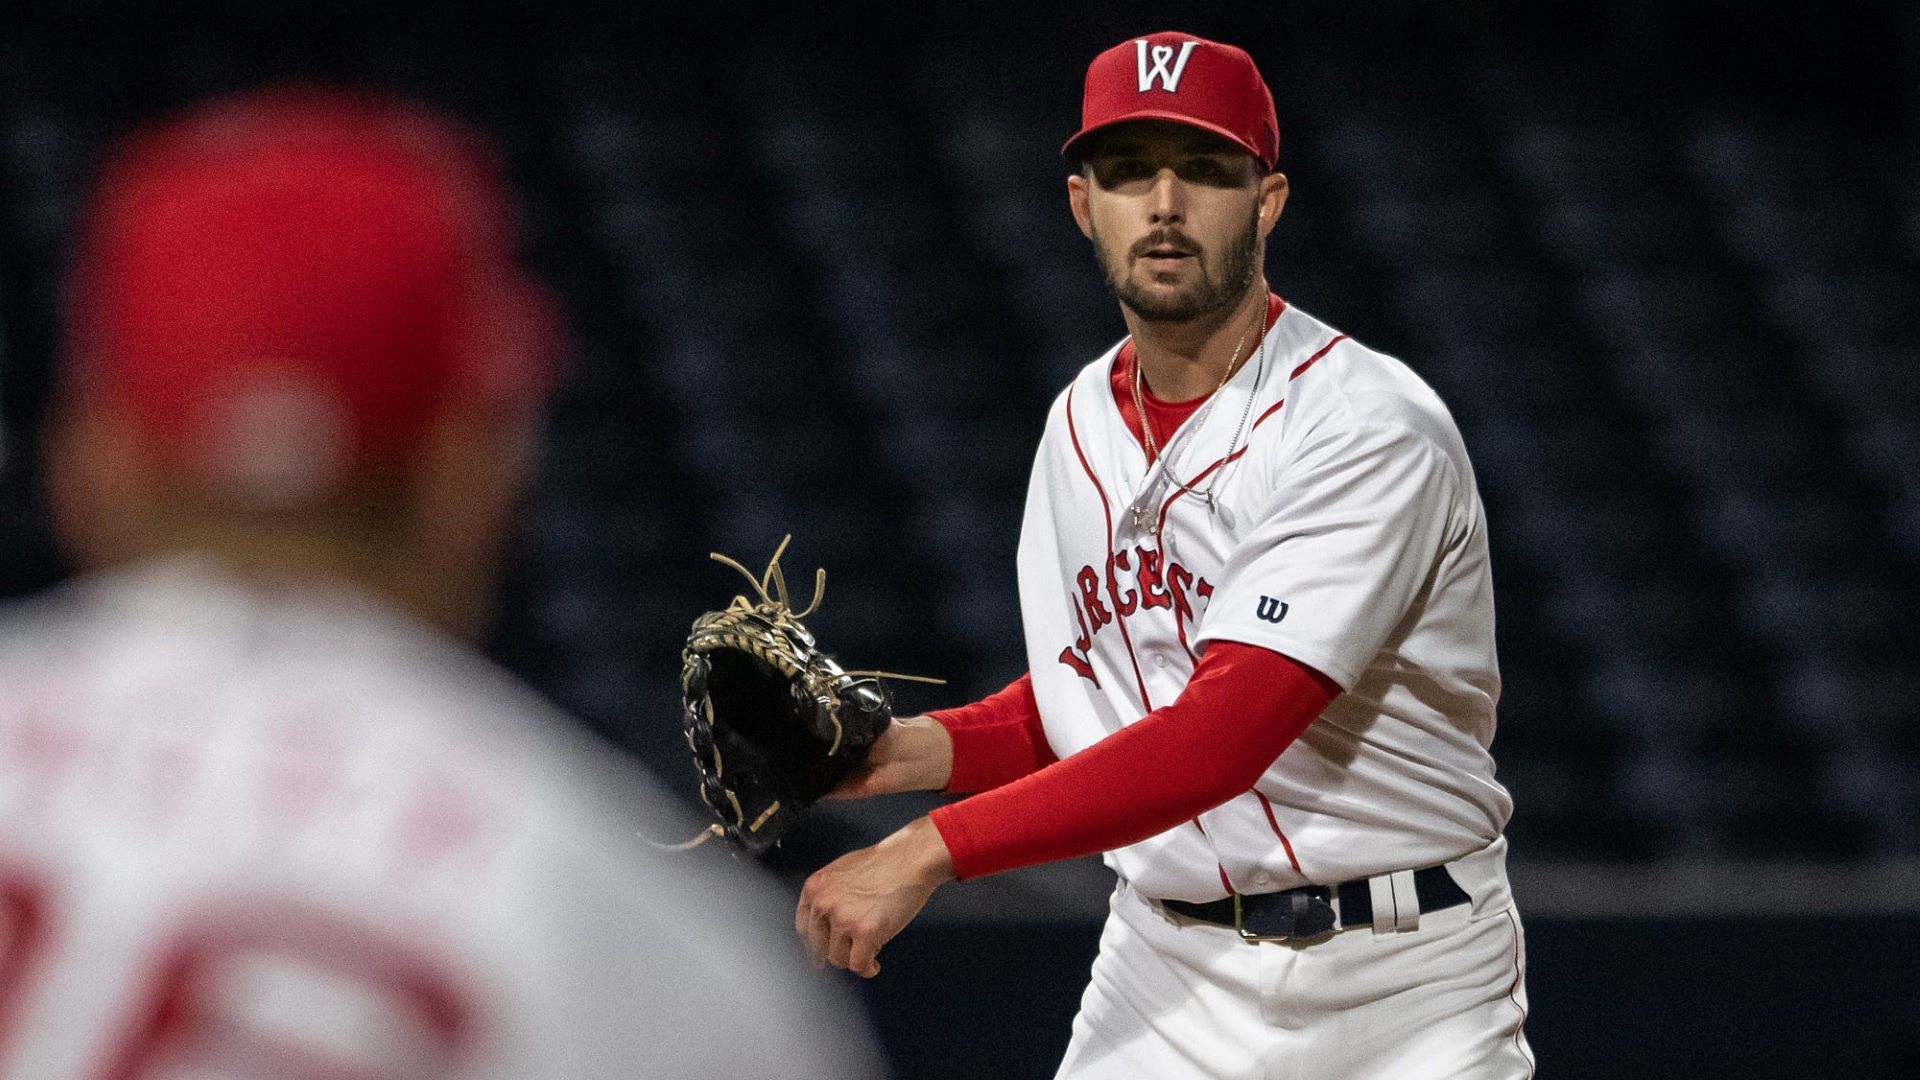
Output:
926 643 1340 881
924 294 1326 881
924 349 1215 793
930 673 1056 793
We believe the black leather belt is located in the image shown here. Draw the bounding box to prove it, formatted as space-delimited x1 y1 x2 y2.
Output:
1160 865 1470 942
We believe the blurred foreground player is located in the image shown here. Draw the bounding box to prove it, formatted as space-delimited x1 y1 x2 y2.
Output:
798 32 1532 1078
0 88 881 1079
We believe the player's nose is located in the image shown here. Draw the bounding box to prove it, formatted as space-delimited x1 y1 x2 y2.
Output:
1146 167 1185 224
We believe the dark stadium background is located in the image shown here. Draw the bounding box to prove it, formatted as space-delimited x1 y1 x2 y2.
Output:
3 2 1916 1075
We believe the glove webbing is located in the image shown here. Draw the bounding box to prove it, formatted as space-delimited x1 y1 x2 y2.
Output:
650 537 941 853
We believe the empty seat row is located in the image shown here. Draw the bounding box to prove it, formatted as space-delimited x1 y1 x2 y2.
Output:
0 19 1916 864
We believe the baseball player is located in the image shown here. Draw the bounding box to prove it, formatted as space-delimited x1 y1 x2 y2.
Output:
797 31 1534 1078
0 88 881 1080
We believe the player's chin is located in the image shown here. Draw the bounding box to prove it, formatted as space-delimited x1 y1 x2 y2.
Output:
1124 278 1207 317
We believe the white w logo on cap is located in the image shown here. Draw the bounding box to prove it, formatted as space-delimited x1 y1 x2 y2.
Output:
1135 40 1198 93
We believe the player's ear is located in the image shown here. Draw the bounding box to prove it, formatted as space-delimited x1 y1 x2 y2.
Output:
395 392 542 641
1067 172 1095 240
1257 171 1289 239
45 391 158 572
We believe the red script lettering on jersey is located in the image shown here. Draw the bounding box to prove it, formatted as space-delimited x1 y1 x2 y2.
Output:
1059 547 1212 683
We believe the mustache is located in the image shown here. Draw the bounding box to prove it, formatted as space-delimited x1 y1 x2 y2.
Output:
1129 230 1202 259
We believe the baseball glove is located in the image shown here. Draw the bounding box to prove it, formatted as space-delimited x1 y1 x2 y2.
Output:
677 536 939 855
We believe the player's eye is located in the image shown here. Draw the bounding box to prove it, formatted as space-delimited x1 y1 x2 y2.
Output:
1093 158 1153 188
1178 158 1235 185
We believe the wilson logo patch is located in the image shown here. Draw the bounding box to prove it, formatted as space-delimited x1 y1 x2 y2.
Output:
1256 596 1289 624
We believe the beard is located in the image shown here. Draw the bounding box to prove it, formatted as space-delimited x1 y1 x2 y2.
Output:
1093 208 1260 324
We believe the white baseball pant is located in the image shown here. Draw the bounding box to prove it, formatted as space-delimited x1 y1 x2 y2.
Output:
1054 838 1535 1080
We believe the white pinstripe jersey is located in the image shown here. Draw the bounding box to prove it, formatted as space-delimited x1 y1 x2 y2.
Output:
1018 300 1513 902
0 558 882 1080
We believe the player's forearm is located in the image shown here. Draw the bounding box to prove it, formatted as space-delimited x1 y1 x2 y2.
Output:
928 644 1338 880
888 815 957 886
881 715 957 791
927 672 1058 793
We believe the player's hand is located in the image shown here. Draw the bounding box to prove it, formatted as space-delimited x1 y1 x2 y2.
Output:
824 716 954 800
796 816 954 978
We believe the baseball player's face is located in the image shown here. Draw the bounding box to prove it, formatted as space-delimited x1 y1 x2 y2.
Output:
1068 122 1284 324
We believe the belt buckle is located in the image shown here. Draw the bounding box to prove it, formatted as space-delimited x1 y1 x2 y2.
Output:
1232 887 1338 943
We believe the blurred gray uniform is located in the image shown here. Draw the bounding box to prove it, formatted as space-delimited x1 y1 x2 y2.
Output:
0 558 885 1080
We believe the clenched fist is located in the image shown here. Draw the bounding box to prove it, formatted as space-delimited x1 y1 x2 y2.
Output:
796 817 955 978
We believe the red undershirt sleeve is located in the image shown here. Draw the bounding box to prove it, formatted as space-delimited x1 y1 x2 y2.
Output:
927 642 1341 881
927 674 1056 794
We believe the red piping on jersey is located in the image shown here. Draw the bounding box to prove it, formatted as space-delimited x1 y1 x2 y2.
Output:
1173 612 1199 665
1154 332 1349 535
1249 397 1289 429
1290 332 1346 380
1505 908 1536 1077
1112 341 1151 460
1256 791 1304 874
1066 385 1155 711
1217 864 1236 895
1146 323 1344 876
1114 295 1291 464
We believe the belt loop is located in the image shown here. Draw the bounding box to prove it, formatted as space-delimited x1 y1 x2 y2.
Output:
1389 868 1420 932
1366 874 1396 937
1366 869 1423 935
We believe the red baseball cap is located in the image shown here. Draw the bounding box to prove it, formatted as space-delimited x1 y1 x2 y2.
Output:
1062 31 1280 171
65 85 561 504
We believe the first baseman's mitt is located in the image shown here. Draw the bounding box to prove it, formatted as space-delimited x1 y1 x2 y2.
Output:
676 536 940 855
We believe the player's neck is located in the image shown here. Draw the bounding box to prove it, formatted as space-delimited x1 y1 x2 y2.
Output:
112 510 488 639
1127 284 1270 403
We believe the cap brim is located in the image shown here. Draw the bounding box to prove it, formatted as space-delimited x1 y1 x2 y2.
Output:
1060 111 1267 169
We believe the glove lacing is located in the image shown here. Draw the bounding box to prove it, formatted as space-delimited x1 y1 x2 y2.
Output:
648 535 942 852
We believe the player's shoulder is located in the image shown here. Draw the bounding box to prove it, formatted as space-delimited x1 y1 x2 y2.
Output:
1273 302 1467 459
1042 336 1128 427
0 558 695 837
0 581 86 668
320 596 706 842
0 564 880 1076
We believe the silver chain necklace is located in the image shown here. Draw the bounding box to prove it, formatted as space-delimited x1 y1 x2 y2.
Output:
1128 300 1269 531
